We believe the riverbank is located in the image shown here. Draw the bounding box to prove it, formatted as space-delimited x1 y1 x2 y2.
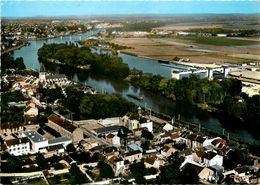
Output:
2 42 28 54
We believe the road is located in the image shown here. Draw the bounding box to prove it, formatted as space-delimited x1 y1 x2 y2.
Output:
144 115 168 125
0 169 69 177
78 164 94 182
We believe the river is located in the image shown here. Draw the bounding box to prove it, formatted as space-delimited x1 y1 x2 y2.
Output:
13 30 260 146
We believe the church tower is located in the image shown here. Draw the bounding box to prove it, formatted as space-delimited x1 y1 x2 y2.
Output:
39 64 46 83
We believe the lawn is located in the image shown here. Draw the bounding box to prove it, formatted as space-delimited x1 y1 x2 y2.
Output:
177 36 260 46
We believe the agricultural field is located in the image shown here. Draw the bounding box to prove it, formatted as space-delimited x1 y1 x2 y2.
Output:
110 36 260 64
177 36 260 46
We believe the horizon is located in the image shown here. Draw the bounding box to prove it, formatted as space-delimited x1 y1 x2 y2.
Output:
2 13 259 20
2 1 260 18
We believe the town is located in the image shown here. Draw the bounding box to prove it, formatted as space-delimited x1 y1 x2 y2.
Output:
1 58 260 184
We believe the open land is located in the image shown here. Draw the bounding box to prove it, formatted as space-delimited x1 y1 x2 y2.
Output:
110 36 260 64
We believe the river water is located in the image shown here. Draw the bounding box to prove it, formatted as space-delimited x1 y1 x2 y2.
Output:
13 30 260 145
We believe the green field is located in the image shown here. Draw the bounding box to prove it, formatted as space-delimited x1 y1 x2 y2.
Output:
177 36 260 46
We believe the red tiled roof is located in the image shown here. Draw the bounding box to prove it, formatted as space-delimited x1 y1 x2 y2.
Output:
211 138 225 146
145 156 156 165
109 156 123 164
187 133 197 141
1 122 22 130
106 133 115 139
5 137 30 147
171 133 180 139
48 114 77 133
162 145 171 152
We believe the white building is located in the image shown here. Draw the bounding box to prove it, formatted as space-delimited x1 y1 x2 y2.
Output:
163 123 174 132
109 156 126 176
5 137 31 156
140 120 153 133
21 131 48 153
122 116 153 133
203 151 223 167
48 136 72 147
97 117 121 127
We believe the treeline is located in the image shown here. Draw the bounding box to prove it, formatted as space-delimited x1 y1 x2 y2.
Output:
38 84 136 120
130 70 241 104
129 71 260 133
1 53 26 72
38 43 129 79
65 84 136 119
1 91 28 123
190 28 259 37
107 21 167 32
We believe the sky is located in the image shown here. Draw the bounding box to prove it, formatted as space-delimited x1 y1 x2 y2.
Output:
2 0 260 17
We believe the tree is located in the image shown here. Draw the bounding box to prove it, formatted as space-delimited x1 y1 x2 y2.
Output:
180 166 199 184
157 152 182 184
141 129 154 140
66 143 76 153
129 162 147 184
69 163 88 184
98 161 114 179
36 153 48 170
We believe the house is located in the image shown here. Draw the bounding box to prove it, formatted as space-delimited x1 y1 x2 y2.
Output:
22 131 48 153
106 133 121 146
47 114 83 144
24 106 38 117
124 150 142 163
203 137 226 151
192 150 205 164
128 143 143 153
5 137 31 156
159 132 172 143
48 136 72 147
181 162 204 175
81 138 99 150
133 128 143 137
179 130 190 143
122 116 153 133
194 136 206 149
108 156 125 176
161 145 177 157
45 144 65 158
198 167 215 181
140 120 153 133
179 149 193 162
0 122 24 135
203 151 223 167
144 156 164 169
187 133 197 149
171 132 181 142
163 123 173 132
97 117 121 127
123 117 139 131
92 125 120 137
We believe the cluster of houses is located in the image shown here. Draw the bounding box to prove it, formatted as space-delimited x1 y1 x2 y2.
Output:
0 122 72 157
1 107 259 184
